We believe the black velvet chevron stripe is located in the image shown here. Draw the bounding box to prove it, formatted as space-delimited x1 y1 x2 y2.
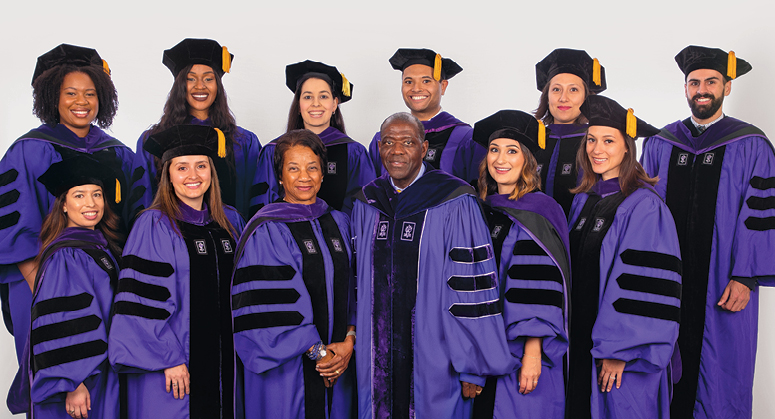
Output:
127 186 146 206
251 182 269 197
31 293 93 321
0 190 19 209
449 245 492 263
233 265 297 285
750 176 775 190
33 339 107 372
745 216 775 231
232 289 301 310
617 274 682 299
505 288 563 309
613 298 680 322
131 166 145 184
447 274 497 291
513 240 547 256
122 255 174 277
233 311 304 333
0 169 18 187
117 278 171 302
113 301 170 320
620 249 682 275
30 314 101 346
448 301 502 318
747 196 775 211
0 211 20 230
507 264 563 284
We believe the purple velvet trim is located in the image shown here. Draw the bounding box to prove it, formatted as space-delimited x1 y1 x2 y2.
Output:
177 201 212 225
186 116 211 126
253 199 330 223
547 123 587 137
656 117 762 154
591 177 621 197
318 127 352 146
423 111 468 133
47 227 107 248
486 192 571 257
32 124 117 151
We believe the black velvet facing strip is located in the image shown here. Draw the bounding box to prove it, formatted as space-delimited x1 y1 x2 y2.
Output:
482 205 514 271
113 301 170 320
251 182 269 198
552 134 585 217
122 255 174 277
449 245 492 263
131 167 145 184
0 211 20 230
0 190 20 209
616 273 682 299
750 176 775 190
745 216 775 231
233 311 304 333
317 143 350 211
126 185 146 206
507 264 563 284
318 212 351 346
32 293 93 321
232 289 300 310
30 314 101 346
619 249 682 274
33 339 107 372
117 278 171 302
0 169 18 187
746 196 775 211
447 274 497 291
612 298 680 322
448 301 502 318
505 288 563 308
233 264 297 285
513 240 547 256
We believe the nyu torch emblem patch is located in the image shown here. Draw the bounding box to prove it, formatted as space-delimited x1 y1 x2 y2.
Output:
303 239 318 254
328 162 337 174
592 218 605 232
377 221 389 240
221 239 233 254
401 221 416 241
100 257 113 270
195 239 207 255
678 153 689 166
703 153 715 165
561 163 572 175
491 225 503 239
575 218 587 231
331 238 344 253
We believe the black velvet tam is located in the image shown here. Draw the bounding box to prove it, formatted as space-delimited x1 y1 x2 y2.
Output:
285 60 354 103
388 48 462 80
38 155 118 198
163 38 234 77
675 45 751 80
535 48 606 93
473 110 542 153
581 96 659 139
32 44 105 85
144 125 220 163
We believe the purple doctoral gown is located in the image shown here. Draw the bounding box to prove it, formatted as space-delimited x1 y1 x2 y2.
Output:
231 199 356 419
126 117 262 221
351 166 515 419
367 112 484 185
475 192 570 419
0 124 134 363
567 179 681 419
535 123 587 217
109 203 245 419
640 117 775 419
249 126 374 214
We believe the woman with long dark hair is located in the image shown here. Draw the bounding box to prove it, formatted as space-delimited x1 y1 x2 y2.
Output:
109 125 245 419
251 60 374 214
126 38 262 221
566 95 681 419
470 110 569 419
533 48 606 217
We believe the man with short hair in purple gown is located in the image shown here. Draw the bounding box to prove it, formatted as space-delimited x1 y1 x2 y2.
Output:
367 48 484 185
640 46 775 419
352 112 514 418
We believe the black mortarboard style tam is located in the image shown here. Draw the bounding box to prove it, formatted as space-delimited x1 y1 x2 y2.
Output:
285 60 354 103
535 48 606 94
32 43 111 85
389 48 463 81
581 95 659 139
675 45 752 80
473 110 547 154
38 155 122 204
163 38 234 78
144 125 226 164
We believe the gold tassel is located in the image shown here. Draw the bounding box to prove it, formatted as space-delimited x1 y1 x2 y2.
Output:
102 60 111 76
433 54 442 81
215 128 226 158
592 58 601 86
115 179 121 204
727 51 737 79
222 47 231 74
538 120 546 149
626 108 637 138
341 73 351 97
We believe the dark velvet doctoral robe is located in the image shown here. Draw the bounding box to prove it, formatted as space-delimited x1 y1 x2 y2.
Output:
249 127 374 215
473 192 570 419
535 123 587 217
566 179 681 419
126 117 262 221
351 166 515 419
0 124 134 365
231 199 355 419
368 112 484 185
109 203 245 419
641 116 775 419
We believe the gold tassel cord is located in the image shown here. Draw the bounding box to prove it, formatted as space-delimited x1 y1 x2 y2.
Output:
626 108 637 138
538 120 546 149
727 51 737 80
115 179 121 204
592 58 601 86
341 73 351 97
102 60 111 76
222 47 231 74
215 128 226 158
433 54 442 81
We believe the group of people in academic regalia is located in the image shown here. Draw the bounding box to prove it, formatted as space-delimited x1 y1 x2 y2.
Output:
0 36 772 419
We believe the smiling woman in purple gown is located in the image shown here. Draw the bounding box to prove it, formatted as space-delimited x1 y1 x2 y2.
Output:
233 129 356 419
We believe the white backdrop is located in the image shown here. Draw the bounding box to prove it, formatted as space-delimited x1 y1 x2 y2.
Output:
1 0 773 416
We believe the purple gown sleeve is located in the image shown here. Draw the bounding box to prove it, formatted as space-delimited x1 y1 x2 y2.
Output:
368 132 382 177
126 132 156 224
451 134 485 185
249 144 280 212
639 137 669 199
233 127 262 217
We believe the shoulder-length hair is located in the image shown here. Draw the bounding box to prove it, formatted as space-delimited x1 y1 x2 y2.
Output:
32 64 118 128
570 129 658 197
478 142 542 201
286 73 346 134
273 130 328 198
533 78 591 125
147 156 238 239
